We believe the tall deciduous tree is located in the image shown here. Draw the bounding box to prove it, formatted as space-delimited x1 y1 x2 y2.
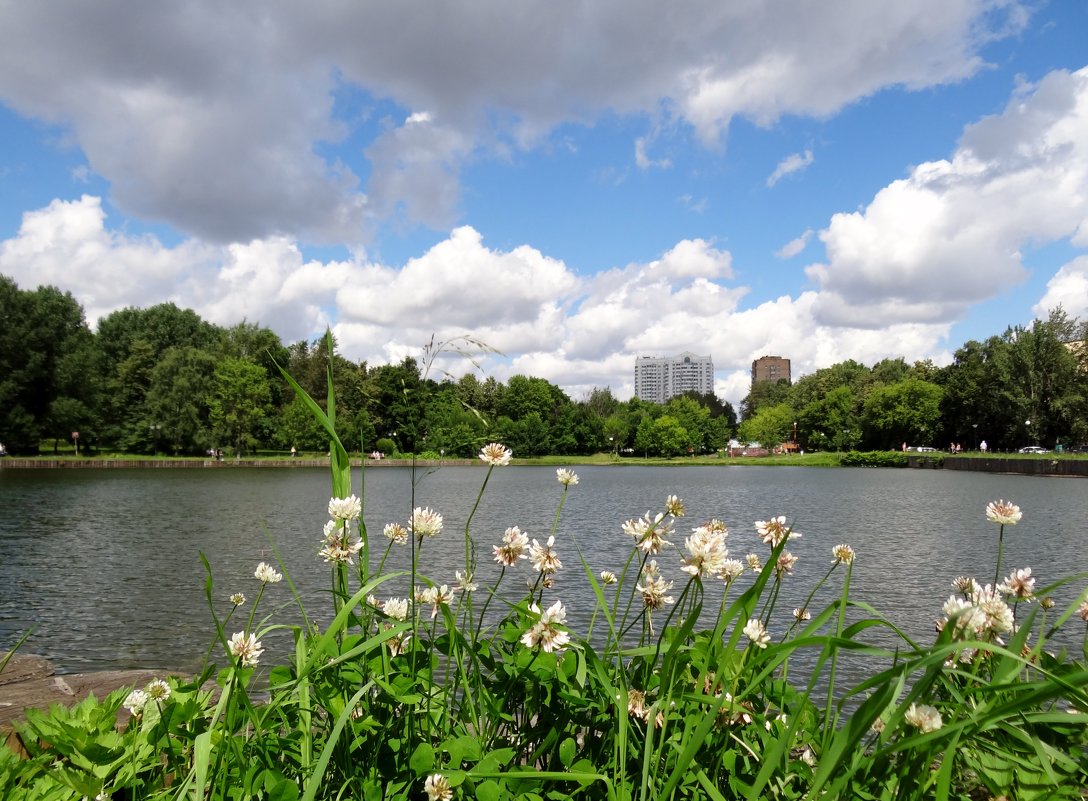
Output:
209 357 273 455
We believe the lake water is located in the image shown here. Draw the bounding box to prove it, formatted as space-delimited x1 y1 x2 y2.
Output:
1 464 1086 674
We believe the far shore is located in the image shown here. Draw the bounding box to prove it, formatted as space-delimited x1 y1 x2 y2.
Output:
3 451 1087 477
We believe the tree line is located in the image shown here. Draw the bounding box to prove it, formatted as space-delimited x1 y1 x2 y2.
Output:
2 274 1086 457
739 308 1088 453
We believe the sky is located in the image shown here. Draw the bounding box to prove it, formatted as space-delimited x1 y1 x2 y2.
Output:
1 1 1086 408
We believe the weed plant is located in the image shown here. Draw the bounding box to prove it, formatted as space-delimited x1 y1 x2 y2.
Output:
3 344 1088 800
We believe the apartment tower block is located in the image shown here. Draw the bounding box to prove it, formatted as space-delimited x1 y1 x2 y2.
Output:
634 352 714 403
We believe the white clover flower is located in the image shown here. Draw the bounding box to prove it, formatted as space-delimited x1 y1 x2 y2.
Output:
599 570 618 585
903 702 942 733
951 575 981 596
383 597 409 621
627 689 649 721
1078 600 1088 622
793 607 811 621
743 618 770 649
665 495 685 517
424 773 453 801
556 468 579 486
145 678 171 702
745 553 763 571
410 507 444 538
455 570 478 593
521 600 571 653
622 511 673 555
720 559 745 581
528 535 563 575
319 519 364 564
229 592 246 606
383 522 409 544
774 551 798 579
680 525 729 578
479 442 513 466
123 688 149 715
998 567 1035 600
493 525 530 566
420 585 454 619
755 516 800 547
254 562 282 584
832 544 855 565
228 631 264 667
386 630 412 657
636 561 675 611
327 495 362 521
985 499 1022 526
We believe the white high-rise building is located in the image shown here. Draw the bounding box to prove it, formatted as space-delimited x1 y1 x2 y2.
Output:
634 353 714 403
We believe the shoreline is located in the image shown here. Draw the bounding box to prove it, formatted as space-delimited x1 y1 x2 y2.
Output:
2 454 1086 477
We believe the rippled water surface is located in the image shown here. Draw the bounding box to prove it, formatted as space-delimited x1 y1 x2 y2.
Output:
2 465 1086 673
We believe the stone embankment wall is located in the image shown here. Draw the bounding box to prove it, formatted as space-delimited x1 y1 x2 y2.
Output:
942 455 1088 477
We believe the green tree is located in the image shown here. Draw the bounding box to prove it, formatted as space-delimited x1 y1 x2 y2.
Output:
738 402 795 448
209 357 273 455
798 386 859 453
144 347 219 454
652 415 690 458
862 378 944 450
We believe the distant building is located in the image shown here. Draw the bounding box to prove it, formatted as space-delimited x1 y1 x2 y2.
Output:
634 353 714 403
751 355 791 385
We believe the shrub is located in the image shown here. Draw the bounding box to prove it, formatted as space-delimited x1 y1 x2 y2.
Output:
839 450 910 467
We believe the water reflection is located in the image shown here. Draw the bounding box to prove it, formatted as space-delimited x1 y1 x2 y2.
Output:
1 465 1085 674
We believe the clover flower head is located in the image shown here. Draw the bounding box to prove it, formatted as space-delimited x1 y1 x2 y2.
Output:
703 518 729 535
622 511 673 555
985 499 1022 526
665 495 685 517
410 507 444 538
636 561 675 611
384 597 409 621
1078 601 1088 621
145 678 171 702
229 592 246 606
774 550 798 579
680 525 729 578
228 631 264 667
529 535 562 575
745 553 762 571
903 702 942 733
455 570 478 593
556 468 579 486
793 607 811 621
599 569 618 585
319 520 364 564
755 516 799 547
254 562 282 584
479 442 513 466
493 525 530 566
743 618 770 649
998 567 1035 600
383 522 409 544
720 559 745 581
420 585 454 618
951 575 981 596
832 544 855 565
627 689 650 720
386 630 412 657
327 495 362 521
424 773 453 801
123 688 149 715
521 599 571 653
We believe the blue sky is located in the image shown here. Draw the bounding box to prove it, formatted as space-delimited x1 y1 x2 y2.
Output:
1 1 1086 406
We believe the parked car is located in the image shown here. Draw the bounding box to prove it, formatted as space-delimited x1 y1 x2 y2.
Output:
907 446 938 452
1018 445 1049 454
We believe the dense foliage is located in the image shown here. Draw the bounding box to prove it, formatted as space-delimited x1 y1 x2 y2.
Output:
3 355 1087 800
3 274 1087 457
